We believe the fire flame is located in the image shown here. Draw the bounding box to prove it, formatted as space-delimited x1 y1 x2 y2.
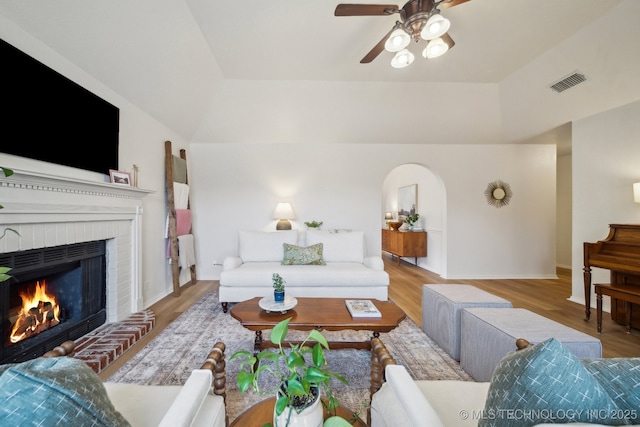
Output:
9 281 60 344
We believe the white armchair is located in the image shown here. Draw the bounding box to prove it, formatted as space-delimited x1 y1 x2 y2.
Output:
368 337 640 427
103 342 227 427
12 341 230 427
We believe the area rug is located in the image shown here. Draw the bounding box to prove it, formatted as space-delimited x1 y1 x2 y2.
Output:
106 291 472 422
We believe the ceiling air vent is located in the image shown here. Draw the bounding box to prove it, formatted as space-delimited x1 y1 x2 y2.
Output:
549 72 587 93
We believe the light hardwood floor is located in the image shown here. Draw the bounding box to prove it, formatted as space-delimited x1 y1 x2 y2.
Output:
99 255 640 380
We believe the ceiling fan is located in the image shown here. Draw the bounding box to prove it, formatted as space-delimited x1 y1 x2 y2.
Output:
335 0 470 67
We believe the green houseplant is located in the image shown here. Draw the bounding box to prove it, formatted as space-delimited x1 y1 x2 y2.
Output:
304 220 323 229
0 167 18 282
403 213 420 229
272 273 286 302
229 317 353 427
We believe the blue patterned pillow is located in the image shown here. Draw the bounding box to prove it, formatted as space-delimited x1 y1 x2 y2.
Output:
0 356 131 426
281 243 326 265
581 357 640 418
479 338 620 427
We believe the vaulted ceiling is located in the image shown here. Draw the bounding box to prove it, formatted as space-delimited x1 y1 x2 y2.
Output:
2 0 639 154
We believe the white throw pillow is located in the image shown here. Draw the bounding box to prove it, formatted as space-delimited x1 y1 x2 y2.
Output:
238 230 298 262
306 230 364 263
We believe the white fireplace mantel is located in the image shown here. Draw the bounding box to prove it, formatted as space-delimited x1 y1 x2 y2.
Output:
1 168 153 322
1 168 153 203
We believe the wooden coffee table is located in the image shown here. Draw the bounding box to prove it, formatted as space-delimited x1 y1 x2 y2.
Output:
230 297 406 353
229 397 367 427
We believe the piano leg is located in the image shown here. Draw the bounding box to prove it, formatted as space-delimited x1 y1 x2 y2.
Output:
584 267 592 321
626 302 632 334
596 292 603 333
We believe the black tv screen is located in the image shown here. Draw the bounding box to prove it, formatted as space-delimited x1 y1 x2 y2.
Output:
1 38 119 175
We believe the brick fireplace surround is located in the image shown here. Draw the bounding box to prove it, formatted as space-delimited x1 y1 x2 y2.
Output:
0 168 152 324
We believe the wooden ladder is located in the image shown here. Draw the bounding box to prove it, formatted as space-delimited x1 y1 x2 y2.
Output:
165 140 196 296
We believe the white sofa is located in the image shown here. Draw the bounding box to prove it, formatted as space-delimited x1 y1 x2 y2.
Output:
369 337 640 427
219 229 389 312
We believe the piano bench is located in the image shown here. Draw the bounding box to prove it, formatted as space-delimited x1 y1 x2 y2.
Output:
594 283 640 334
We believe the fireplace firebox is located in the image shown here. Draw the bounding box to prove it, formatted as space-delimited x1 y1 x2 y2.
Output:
0 241 107 364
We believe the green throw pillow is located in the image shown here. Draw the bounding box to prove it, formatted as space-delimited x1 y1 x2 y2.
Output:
281 243 326 265
581 357 640 420
479 338 620 427
0 356 131 426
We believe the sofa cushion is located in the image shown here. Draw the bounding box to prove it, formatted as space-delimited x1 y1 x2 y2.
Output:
219 262 389 287
0 356 131 426
581 357 640 415
238 230 298 262
306 230 364 263
282 243 326 265
480 338 620 427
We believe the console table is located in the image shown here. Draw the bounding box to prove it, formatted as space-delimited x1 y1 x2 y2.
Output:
381 229 427 265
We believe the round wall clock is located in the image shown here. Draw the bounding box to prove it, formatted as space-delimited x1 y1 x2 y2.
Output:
484 180 513 208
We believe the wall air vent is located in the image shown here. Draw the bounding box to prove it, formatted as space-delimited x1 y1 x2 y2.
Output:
549 72 587 93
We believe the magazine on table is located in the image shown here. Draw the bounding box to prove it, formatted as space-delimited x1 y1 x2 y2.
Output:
345 299 382 318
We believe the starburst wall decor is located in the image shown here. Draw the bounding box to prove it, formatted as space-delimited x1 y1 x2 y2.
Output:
484 180 513 208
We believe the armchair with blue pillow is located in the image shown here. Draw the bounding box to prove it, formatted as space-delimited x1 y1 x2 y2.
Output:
0 341 227 427
369 337 640 427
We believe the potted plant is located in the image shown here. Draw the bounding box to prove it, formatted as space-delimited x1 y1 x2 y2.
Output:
273 273 286 302
403 213 420 230
230 317 354 427
0 167 18 283
304 220 323 229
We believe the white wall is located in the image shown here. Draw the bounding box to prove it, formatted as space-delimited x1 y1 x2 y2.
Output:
571 99 640 311
557 151 573 269
191 143 557 281
0 14 192 307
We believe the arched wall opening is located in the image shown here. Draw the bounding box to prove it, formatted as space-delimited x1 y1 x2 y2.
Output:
382 163 447 276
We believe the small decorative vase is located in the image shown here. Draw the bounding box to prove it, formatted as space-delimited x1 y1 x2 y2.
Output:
273 389 322 427
274 290 285 302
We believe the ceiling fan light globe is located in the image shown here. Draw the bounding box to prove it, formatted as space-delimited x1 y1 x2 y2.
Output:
384 28 411 52
391 49 414 68
421 13 450 40
423 38 449 59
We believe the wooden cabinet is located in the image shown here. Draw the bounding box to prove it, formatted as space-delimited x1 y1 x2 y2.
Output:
381 229 427 265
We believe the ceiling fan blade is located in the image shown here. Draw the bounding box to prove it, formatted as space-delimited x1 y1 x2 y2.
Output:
360 27 395 63
438 0 471 9
442 32 455 49
334 4 399 16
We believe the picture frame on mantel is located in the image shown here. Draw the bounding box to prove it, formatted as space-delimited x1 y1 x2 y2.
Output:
398 184 417 221
109 169 131 186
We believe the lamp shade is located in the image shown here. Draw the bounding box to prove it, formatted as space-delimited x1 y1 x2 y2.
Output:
273 202 295 219
422 37 449 59
385 212 393 220
391 49 414 68
421 13 450 40
634 183 640 203
384 28 411 52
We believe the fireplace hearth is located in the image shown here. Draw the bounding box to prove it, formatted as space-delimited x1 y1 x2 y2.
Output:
0 241 106 364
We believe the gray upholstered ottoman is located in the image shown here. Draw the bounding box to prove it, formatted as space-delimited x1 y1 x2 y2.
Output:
422 284 512 361
460 307 602 381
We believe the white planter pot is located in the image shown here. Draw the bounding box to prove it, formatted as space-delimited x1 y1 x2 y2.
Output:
273 392 323 427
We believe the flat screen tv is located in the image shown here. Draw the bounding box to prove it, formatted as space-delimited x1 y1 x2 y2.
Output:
1 38 119 175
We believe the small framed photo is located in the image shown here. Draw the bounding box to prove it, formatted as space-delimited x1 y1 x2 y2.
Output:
109 170 132 186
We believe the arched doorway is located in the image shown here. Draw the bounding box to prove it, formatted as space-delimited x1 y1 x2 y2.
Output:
382 163 447 276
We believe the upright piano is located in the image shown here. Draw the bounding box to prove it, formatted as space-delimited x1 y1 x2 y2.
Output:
583 224 640 327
